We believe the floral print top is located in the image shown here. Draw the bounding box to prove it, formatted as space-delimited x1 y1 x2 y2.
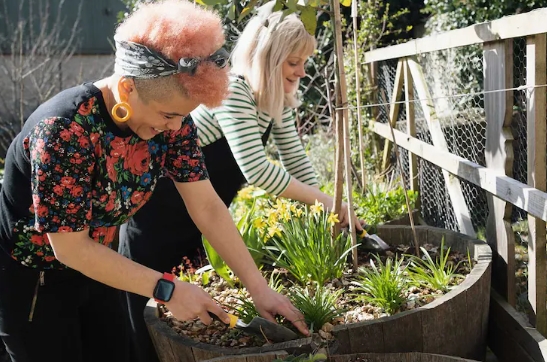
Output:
0 83 208 269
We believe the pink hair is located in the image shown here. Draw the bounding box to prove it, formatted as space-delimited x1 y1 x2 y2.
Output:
115 0 228 107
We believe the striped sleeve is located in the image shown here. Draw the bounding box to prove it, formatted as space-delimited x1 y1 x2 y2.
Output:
215 79 291 196
273 108 319 187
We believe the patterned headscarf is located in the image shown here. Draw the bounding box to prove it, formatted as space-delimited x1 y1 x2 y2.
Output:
114 35 229 78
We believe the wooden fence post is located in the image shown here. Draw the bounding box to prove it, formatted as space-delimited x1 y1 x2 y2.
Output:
484 39 516 306
526 33 547 336
407 57 475 237
403 59 419 202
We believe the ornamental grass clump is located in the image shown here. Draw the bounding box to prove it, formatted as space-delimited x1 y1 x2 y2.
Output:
352 255 407 315
289 283 344 333
254 200 358 285
407 237 464 292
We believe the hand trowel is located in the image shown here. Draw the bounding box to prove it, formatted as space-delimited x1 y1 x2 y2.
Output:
356 228 391 252
208 311 299 343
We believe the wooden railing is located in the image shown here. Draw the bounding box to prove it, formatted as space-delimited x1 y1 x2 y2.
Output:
363 8 547 361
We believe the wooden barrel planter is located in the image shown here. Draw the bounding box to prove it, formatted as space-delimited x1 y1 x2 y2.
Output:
145 225 491 362
333 225 492 361
202 352 480 362
144 300 321 362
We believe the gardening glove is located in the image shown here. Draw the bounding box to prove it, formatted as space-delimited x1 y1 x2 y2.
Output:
251 286 310 336
165 280 230 325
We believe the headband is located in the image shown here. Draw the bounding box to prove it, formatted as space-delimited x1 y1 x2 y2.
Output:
114 35 229 78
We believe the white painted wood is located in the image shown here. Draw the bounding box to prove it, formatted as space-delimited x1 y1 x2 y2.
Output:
370 122 547 224
381 59 404 170
407 58 475 237
403 59 418 195
483 40 516 305
365 8 547 63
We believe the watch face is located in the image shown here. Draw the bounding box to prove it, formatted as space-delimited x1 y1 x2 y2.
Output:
154 279 175 303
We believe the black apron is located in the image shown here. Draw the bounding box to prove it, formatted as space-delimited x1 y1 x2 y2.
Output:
118 123 273 271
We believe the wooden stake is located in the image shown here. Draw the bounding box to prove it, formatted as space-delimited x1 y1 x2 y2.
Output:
331 0 357 269
352 0 366 194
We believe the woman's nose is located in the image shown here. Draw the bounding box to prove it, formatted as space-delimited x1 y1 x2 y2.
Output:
296 64 306 78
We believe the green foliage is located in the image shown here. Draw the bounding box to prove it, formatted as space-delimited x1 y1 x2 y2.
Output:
256 200 357 285
322 179 418 226
232 292 261 323
289 283 344 332
407 238 463 292
353 184 418 225
352 255 407 315
202 237 235 286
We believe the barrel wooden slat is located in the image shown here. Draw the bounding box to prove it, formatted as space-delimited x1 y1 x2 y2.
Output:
333 226 491 360
326 352 478 362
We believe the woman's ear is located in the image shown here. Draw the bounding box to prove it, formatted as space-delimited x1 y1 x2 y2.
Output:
117 77 135 102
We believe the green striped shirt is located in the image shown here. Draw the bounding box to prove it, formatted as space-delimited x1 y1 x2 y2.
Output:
191 76 318 196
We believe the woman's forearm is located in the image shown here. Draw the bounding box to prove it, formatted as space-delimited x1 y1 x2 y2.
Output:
279 177 333 208
178 181 268 294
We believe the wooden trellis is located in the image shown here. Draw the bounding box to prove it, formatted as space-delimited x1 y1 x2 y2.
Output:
363 8 547 362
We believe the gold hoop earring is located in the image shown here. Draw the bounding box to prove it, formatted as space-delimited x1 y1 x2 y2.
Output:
111 102 132 123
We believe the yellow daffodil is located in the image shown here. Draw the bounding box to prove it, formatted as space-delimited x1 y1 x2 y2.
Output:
310 200 324 215
327 212 340 225
253 218 266 230
267 225 282 238
295 208 303 218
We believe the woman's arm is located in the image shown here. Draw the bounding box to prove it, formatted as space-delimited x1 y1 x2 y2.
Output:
175 178 309 335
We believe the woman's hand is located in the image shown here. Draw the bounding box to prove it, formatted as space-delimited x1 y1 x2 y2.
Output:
165 280 230 325
333 201 364 233
251 286 310 336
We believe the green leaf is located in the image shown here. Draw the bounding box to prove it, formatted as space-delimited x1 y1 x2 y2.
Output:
340 0 351 7
227 4 236 21
300 6 317 35
273 0 284 12
202 237 234 286
199 0 225 5
238 0 258 22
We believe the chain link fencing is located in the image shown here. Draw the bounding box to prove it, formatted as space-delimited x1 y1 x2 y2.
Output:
371 37 541 235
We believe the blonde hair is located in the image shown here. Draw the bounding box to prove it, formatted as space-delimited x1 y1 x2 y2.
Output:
231 11 316 124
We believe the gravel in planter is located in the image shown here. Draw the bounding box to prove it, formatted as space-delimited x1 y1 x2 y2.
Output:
159 243 472 349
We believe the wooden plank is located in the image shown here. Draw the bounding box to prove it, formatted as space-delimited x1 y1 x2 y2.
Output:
347 319 385 353
330 353 478 362
381 310 423 352
364 8 547 63
381 58 405 170
488 290 547 362
407 58 475 237
403 58 419 202
526 33 547 336
483 39 516 305
370 122 547 223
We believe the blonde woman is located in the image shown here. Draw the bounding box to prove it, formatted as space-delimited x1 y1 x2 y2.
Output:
119 7 362 362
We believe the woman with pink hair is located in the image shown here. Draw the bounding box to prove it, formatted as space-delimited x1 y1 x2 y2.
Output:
120 5 363 362
0 1 307 361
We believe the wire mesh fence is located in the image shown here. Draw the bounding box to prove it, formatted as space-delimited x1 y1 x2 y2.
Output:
372 37 542 234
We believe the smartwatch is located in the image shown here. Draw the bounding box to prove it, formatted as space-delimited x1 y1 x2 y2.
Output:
153 273 175 303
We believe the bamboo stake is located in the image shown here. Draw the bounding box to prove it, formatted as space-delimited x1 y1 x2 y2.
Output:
380 88 420 257
331 0 358 269
352 0 366 194
332 81 344 239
